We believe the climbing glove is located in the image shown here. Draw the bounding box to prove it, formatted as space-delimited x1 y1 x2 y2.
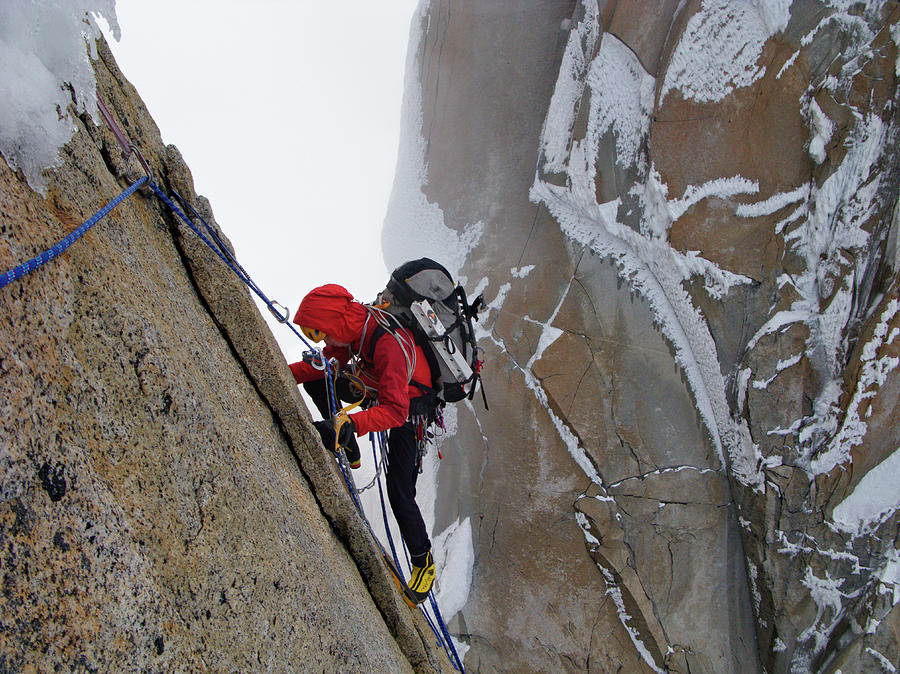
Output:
335 413 355 449
313 416 360 468
313 419 337 449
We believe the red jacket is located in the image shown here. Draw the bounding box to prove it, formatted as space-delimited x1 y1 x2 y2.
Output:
289 284 431 436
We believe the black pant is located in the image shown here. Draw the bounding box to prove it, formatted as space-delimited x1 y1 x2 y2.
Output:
303 379 431 557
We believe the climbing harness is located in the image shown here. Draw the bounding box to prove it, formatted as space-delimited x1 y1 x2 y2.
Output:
1 95 466 672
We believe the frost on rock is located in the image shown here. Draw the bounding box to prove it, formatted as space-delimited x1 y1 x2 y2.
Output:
382 0 482 279
753 110 893 471
0 1 119 194
585 35 655 171
539 0 600 174
832 444 900 535
796 567 850 666
893 19 900 77
807 99 834 165
530 2 761 486
659 0 788 105
813 298 900 475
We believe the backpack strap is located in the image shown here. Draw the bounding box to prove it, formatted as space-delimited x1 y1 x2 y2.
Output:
364 324 389 363
366 321 443 399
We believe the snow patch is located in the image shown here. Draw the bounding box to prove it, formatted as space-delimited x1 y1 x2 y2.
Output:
524 313 564 369
608 464 717 488
575 511 601 547
798 567 851 656
737 368 753 413
893 20 900 77
879 550 900 607
747 557 761 613
751 353 803 390
757 0 793 34
578 509 664 672
811 297 899 475
382 1 482 278
777 50 801 79
540 0 601 172
595 564 665 673
668 175 760 221
510 265 535 278
808 99 834 165
673 249 754 300
0 1 119 194
866 648 896 672
735 184 808 218
659 0 780 105
586 34 655 170
433 517 474 622
831 444 900 535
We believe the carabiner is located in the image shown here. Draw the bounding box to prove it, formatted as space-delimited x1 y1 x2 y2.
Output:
268 301 290 323
129 143 153 182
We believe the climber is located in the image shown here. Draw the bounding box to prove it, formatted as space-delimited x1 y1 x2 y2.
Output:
288 283 437 603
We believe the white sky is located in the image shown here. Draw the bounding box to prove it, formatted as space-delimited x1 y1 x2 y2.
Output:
102 0 419 359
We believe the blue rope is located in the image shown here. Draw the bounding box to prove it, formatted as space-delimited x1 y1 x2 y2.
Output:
0 144 464 666
147 180 314 349
373 432 469 671
170 189 276 313
155 181 465 671
373 432 447 650
374 432 403 573
430 591 464 671
1 175 148 290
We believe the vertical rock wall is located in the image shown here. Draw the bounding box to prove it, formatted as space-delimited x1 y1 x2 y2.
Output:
386 1 900 672
0 37 452 673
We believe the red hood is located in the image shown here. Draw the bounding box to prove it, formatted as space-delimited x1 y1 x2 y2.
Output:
293 284 368 345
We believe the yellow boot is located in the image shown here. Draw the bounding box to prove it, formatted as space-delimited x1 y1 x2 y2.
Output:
407 551 436 604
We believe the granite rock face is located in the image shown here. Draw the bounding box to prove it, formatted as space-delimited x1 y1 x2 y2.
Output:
385 1 900 671
0 37 453 673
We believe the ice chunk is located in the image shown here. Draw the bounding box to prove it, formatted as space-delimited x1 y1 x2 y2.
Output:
0 1 119 194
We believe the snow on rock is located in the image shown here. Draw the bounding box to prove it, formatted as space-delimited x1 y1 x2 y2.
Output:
381 0 482 279
585 35 655 171
433 517 474 622
797 567 850 663
659 0 785 105
807 99 834 165
894 19 900 76
0 1 118 194
384 0 900 671
813 298 900 475
832 444 900 535
1 8 447 670
531 16 762 485
510 265 534 278
539 1 600 174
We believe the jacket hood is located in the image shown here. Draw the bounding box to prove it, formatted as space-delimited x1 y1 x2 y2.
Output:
293 284 368 345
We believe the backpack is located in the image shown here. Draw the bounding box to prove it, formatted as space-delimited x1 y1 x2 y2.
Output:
373 258 487 408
